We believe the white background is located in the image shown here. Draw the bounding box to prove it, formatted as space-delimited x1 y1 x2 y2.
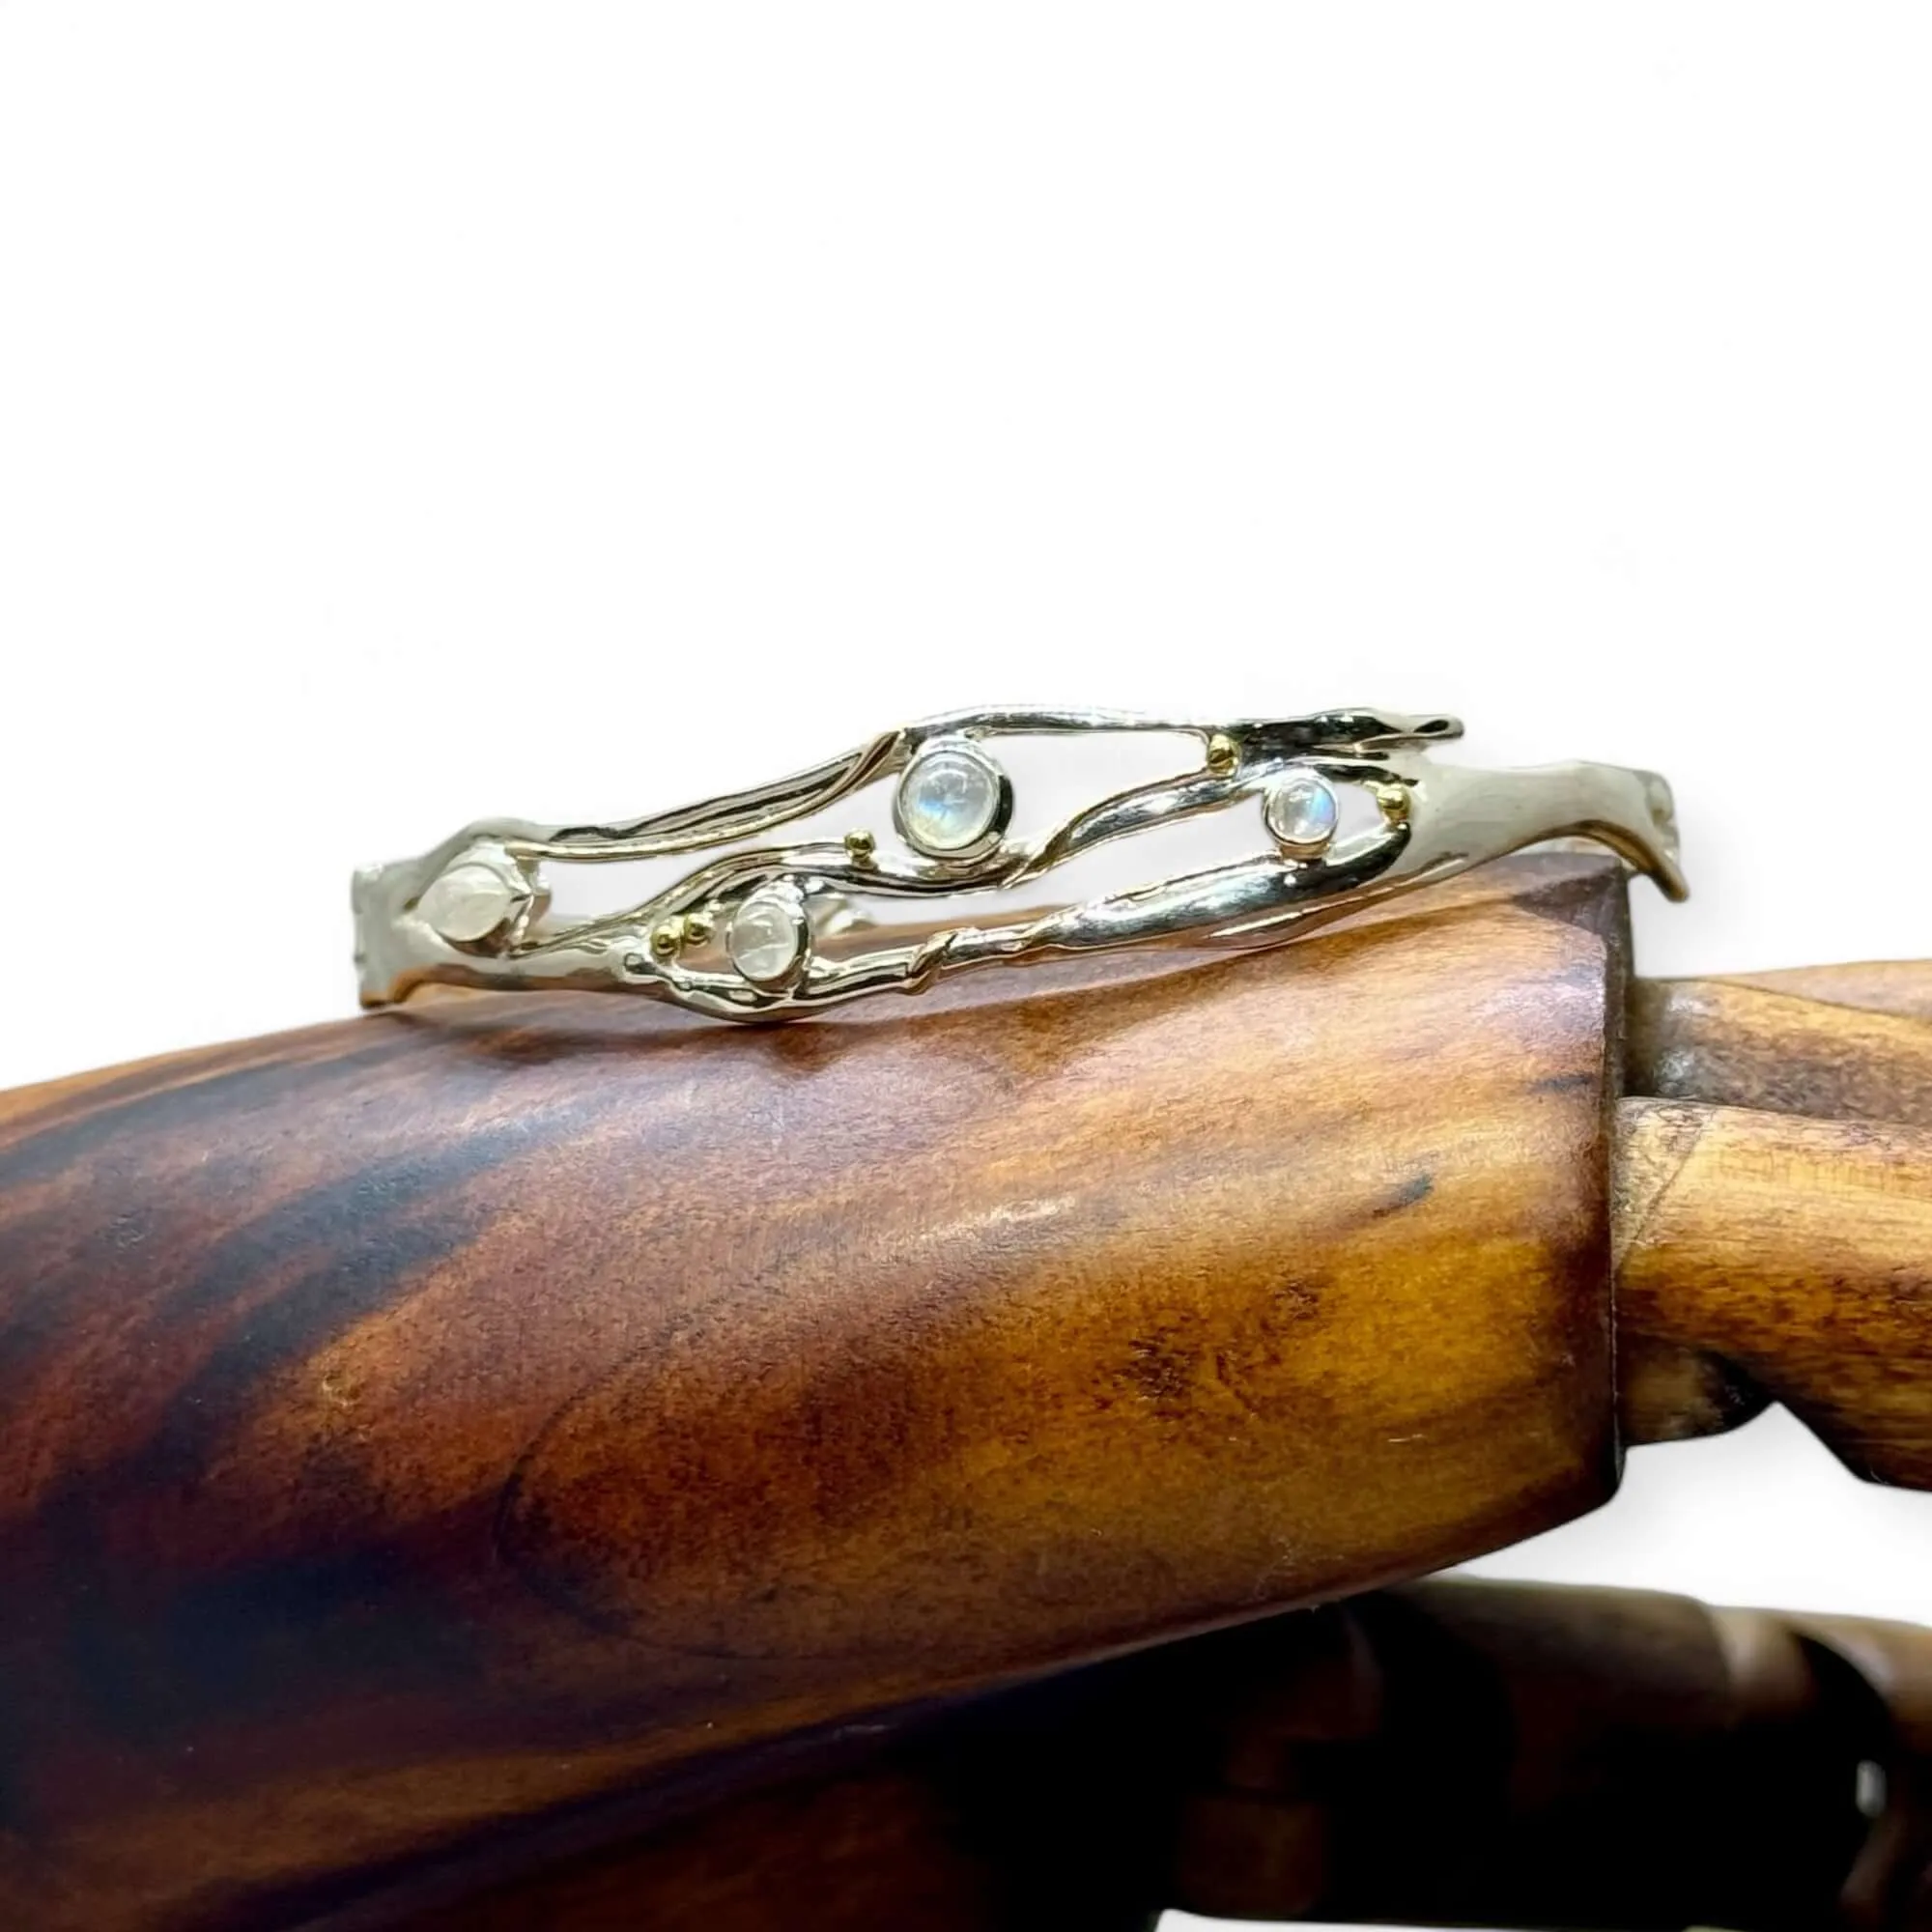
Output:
3 8 1930 1924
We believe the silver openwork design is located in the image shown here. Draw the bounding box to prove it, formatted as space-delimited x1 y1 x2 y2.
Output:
354 706 1686 1022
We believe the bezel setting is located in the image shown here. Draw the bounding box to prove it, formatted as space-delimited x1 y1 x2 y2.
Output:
1263 770 1341 856
724 884 812 991
892 737 1013 863
415 850 538 948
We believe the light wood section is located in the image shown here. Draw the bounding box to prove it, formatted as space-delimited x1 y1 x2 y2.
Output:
1616 1098 1932 1481
1617 956 1932 1462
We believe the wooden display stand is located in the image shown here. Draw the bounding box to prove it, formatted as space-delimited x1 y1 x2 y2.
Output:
1 854 1928 1929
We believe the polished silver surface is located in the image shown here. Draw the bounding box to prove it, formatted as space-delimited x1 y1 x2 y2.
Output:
354 706 1686 1022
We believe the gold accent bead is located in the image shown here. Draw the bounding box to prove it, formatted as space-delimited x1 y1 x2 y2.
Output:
1371 781 1412 827
844 829 878 866
1206 733 1239 776
650 921 683 958
684 911 714 945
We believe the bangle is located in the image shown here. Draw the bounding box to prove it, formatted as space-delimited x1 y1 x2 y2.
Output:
353 706 1685 1022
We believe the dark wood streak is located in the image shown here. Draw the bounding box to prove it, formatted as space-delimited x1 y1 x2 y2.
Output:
1368 1171 1435 1216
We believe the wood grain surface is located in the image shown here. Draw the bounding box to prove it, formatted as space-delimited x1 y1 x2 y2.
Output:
0 854 1627 1930
1630 966 1932 1126
1616 1098 1932 1483
1616 958 1932 1464
384 1578 1932 1932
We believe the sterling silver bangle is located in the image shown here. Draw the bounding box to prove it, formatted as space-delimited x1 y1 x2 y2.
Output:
353 706 1685 1023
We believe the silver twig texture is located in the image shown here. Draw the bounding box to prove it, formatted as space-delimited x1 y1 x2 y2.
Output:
354 706 1686 1022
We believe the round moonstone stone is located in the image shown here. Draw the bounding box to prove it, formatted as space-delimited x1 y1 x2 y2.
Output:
1264 771 1340 854
726 889 810 986
896 744 1006 856
419 861 523 944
